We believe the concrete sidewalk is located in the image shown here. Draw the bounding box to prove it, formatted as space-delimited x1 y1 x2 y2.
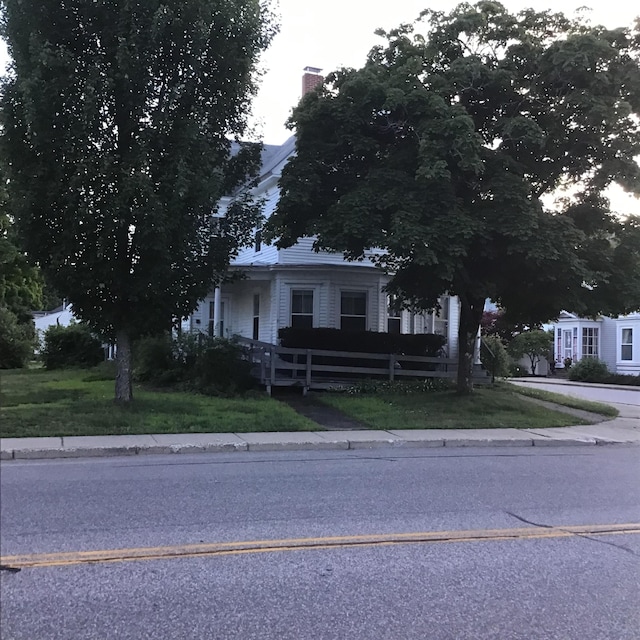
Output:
2 420 639 460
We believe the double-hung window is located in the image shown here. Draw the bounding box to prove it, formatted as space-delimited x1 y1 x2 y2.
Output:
387 295 401 334
291 290 314 329
341 291 367 331
621 328 633 361
582 327 599 358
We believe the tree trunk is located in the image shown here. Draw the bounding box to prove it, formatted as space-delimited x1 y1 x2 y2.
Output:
456 296 485 395
115 329 133 403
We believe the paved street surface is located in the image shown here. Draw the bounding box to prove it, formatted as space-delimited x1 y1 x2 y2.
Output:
2 446 639 639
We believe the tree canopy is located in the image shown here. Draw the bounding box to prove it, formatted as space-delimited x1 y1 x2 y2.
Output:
267 1 640 393
0 0 277 399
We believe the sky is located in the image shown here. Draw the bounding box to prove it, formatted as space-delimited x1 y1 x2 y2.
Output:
251 0 640 215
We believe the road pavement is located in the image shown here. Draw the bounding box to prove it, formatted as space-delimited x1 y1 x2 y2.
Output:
1 446 639 639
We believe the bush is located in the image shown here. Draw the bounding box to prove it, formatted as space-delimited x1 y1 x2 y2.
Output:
133 334 180 384
480 336 510 379
568 358 609 382
278 327 446 357
0 307 35 368
509 361 528 377
133 333 255 395
192 339 255 395
344 378 452 395
604 373 640 386
41 323 104 369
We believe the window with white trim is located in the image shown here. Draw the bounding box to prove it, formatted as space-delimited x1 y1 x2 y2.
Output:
291 290 313 329
621 328 633 361
387 295 401 334
341 291 367 331
581 327 599 358
253 294 260 340
433 297 449 337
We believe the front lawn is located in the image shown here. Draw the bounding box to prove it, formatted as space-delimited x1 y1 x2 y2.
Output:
318 385 605 430
0 368 316 438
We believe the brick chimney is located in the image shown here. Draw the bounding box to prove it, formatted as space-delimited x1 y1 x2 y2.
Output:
302 66 323 96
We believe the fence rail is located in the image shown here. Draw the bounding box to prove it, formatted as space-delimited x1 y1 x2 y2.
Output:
235 337 481 394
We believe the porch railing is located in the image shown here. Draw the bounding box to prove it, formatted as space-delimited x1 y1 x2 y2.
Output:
235 337 476 394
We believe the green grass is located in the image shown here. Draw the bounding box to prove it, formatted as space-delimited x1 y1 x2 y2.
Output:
504 382 619 418
318 385 604 430
0 368 316 438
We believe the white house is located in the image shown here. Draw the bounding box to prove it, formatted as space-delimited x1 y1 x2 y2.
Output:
188 134 461 358
553 311 640 375
33 303 75 344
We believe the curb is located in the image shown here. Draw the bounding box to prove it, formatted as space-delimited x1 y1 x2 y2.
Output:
1 436 634 461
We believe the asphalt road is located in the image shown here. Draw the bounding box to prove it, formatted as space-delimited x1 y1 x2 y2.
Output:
2 446 639 639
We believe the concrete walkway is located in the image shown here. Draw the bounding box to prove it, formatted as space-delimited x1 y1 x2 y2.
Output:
2 379 638 461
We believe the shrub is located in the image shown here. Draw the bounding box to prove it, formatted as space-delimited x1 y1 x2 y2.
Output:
193 339 255 395
133 333 255 395
509 361 528 377
344 378 452 395
480 335 510 379
41 323 104 369
133 334 180 384
604 373 640 386
278 327 446 357
0 306 35 368
568 358 609 382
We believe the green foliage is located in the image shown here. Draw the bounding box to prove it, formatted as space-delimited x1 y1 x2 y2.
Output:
278 327 446 356
0 306 35 368
344 378 452 395
480 335 511 379
193 339 255 395
133 334 179 384
508 330 554 375
0 212 42 323
133 333 254 395
0 0 277 400
568 358 610 382
604 374 640 387
41 324 104 370
267 2 640 394
481 310 533 342
82 360 117 382
509 362 528 377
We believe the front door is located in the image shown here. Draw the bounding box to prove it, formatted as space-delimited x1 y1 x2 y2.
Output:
563 329 573 362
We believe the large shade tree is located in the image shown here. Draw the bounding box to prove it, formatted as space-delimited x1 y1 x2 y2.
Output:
0 0 276 400
267 2 640 394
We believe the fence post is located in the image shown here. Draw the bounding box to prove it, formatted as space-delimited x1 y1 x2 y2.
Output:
389 354 395 381
305 349 312 392
269 346 276 394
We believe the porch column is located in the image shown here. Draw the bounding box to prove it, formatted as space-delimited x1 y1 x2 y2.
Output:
214 286 222 337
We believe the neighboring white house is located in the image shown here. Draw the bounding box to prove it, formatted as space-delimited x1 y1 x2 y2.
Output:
33 302 75 346
188 131 461 359
552 311 640 375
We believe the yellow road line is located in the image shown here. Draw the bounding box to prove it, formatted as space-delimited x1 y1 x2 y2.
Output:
2 523 639 569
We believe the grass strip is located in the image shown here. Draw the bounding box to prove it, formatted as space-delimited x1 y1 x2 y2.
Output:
318 385 596 430
503 382 618 418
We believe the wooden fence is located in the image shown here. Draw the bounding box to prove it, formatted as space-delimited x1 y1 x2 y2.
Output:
235 337 484 394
